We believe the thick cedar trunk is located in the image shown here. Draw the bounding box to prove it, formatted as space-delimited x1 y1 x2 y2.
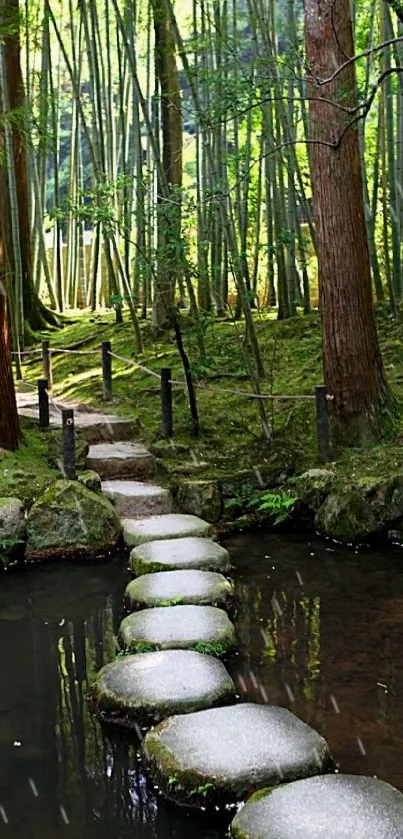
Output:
0 0 57 332
0 284 19 450
304 0 392 444
151 0 183 330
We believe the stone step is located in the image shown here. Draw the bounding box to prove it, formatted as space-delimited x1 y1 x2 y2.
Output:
124 569 233 610
130 537 231 576
143 703 333 809
17 393 141 445
118 604 236 655
90 650 235 728
87 442 156 480
122 513 212 548
102 479 173 517
230 774 403 839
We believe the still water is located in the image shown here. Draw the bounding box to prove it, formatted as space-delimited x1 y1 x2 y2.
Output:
1 533 403 838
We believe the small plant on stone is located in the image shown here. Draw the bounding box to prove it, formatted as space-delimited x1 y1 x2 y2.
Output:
193 642 226 656
156 596 183 607
168 775 180 787
192 782 215 798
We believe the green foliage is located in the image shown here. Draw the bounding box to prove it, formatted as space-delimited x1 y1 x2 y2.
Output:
190 782 215 797
155 596 183 606
253 491 298 524
193 642 227 656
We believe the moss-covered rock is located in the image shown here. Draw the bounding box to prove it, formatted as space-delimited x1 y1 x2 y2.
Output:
47 428 89 472
177 480 222 523
77 470 102 493
356 473 403 524
294 468 337 510
315 490 379 542
151 439 191 458
0 498 26 567
26 479 122 560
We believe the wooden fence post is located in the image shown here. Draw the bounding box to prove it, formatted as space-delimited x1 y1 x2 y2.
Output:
38 379 49 430
42 340 52 390
315 385 330 463
161 368 173 439
62 408 76 480
102 340 112 401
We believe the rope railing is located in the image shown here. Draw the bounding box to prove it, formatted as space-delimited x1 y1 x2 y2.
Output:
18 338 332 463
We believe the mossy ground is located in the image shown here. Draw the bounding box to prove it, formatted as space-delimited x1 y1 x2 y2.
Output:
14 303 403 489
0 418 59 506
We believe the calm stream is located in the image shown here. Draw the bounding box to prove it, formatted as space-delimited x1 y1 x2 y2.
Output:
1 532 403 837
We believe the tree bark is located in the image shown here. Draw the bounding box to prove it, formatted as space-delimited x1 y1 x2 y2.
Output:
304 0 393 444
0 283 19 450
151 0 183 330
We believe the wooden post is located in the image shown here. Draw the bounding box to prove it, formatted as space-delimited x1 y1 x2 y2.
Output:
315 385 330 463
102 340 112 401
42 340 52 390
62 408 76 480
38 379 49 430
161 368 173 439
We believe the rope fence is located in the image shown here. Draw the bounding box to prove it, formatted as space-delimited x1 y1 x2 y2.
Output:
18 338 332 464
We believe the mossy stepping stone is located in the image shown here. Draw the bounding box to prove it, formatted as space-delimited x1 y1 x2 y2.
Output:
125 570 233 610
118 605 236 655
90 650 235 728
130 536 231 576
230 774 403 838
143 703 332 808
123 514 212 547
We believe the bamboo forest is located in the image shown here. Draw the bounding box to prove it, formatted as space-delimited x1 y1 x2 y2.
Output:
3 2 403 839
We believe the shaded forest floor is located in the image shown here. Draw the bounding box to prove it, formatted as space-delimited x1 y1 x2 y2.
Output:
16 305 403 491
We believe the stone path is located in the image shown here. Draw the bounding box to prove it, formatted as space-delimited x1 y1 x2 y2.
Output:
19 391 403 830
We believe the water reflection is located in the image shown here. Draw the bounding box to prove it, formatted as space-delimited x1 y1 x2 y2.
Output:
227 531 403 791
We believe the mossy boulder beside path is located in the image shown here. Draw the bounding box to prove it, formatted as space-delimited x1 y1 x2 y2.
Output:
90 650 235 727
315 491 379 542
230 774 403 839
143 703 332 808
26 479 122 560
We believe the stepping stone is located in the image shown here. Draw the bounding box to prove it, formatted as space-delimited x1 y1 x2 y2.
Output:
102 479 173 517
130 536 231 575
17 393 141 444
143 703 332 808
87 442 155 480
118 604 236 655
123 514 211 547
125 569 234 610
90 650 236 727
230 774 403 838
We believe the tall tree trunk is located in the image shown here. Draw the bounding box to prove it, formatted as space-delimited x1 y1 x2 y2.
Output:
151 0 183 330
304 0 393 445
0 283 19 450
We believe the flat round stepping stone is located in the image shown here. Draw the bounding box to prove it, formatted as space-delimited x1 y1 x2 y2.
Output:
143 703 332 808
87 442 155 480
123 514 212 547
90 650 236 727
230 774 403 839
130 536 231 576
102 479 173 517
125 569 233 610
118 604 236 655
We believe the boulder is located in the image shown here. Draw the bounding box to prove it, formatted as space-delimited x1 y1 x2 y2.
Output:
315 490 379 542
118 604 236 655
0 497 26 567
90 650 235 727
230 774 403 839
177 480 222 523
125 569 233 610
294 469 336 510
129 537 231 576
143 703 332 808
150 439 191 458
26 479 122 560
77 470 102 493
358 473 403 524
47 428 89 471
